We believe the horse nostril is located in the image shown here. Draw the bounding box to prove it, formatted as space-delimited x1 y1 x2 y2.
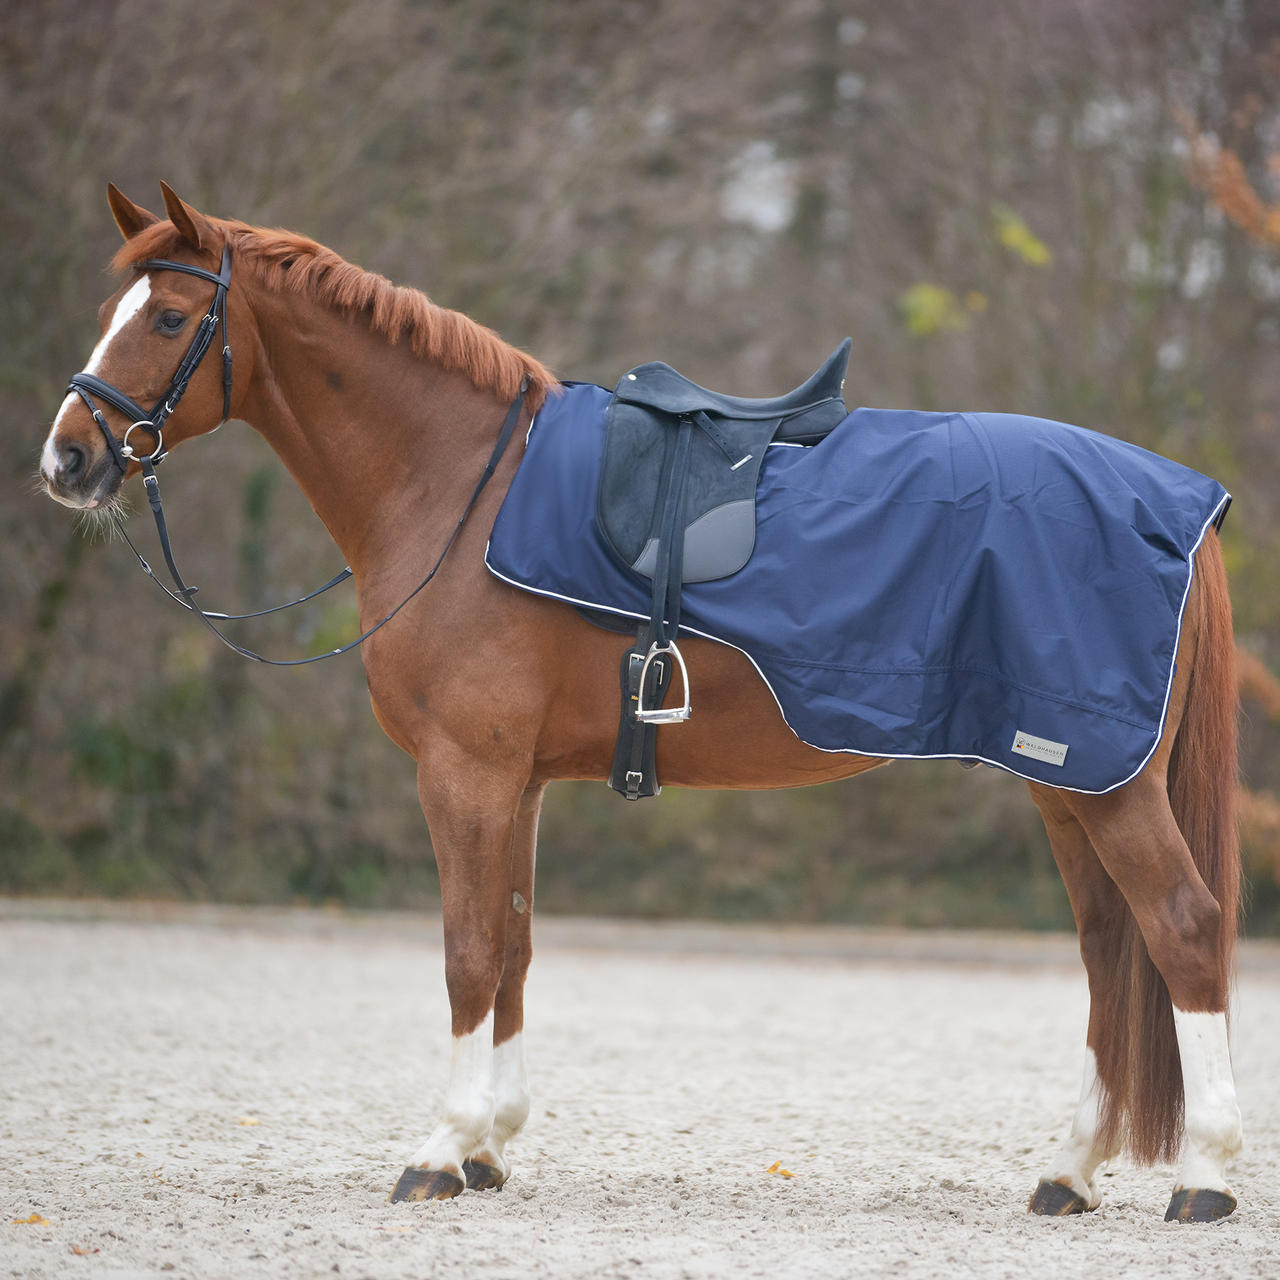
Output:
60 443 86 481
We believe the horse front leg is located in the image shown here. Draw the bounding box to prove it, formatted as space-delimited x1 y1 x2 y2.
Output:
462 783 544 1192
389 760 526 1203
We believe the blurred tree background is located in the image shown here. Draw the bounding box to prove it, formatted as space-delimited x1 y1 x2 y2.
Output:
4 0 1280 930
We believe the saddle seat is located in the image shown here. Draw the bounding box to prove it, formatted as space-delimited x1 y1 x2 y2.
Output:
613 337 851 431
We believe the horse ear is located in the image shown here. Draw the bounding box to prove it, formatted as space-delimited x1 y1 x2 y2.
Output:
159 181 215 251
107 183 160 240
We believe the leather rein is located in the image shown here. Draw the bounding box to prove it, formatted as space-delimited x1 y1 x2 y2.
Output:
67 247 528 666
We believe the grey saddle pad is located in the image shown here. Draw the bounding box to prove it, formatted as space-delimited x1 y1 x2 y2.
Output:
596 340 851 583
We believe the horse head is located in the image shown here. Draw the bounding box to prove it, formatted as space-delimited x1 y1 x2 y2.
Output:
40 183 248 510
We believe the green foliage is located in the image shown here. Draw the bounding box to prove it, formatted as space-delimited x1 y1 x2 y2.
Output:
0 808 75 894
68 719 177 795
991 203 1054 266
898 283 972 337
534 767 1076 929
305 602 362 659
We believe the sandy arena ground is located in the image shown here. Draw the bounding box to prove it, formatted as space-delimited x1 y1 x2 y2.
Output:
2 900 1278 1280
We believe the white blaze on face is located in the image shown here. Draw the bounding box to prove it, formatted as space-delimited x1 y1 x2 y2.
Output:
1172 1008 1242 1193
41 274 152 476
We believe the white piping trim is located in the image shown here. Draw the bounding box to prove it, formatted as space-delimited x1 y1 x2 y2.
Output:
484 489 1228 795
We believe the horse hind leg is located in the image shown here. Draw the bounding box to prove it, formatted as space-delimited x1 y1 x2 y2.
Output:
461 785 543 1192
1026 788 1125 1215
1062 773 1242 1222
1031 534 1241 1222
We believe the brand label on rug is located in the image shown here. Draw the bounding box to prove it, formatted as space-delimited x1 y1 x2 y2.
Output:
1012 729 1069 767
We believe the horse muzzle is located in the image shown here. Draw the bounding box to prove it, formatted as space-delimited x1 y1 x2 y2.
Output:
40 436 123 509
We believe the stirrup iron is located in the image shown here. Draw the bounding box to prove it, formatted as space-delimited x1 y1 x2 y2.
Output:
634 640 691 724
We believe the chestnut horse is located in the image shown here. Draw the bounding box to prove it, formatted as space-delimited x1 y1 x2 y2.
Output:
39 185 1242 1222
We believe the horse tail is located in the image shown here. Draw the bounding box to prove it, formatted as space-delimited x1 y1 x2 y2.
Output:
1100 529 1240 1164
1168 530 1240 1006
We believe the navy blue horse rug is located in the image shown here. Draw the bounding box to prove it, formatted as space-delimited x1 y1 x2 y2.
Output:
485 381 1229 793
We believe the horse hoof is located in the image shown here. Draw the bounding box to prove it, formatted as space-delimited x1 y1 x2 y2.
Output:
388 1166 465 1203
1027 1179 1090 1216
463 1159 506 1191
1164 1188 1237 1223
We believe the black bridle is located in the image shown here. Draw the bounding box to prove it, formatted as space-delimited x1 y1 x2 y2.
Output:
69 247 234 473
65 247 529 665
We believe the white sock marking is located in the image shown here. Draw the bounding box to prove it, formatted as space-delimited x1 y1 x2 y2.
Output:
41 275 152 476
1172 1008 1242 1193
1040 1047 1114 1207
475 1033 529 1175
409 1012 495 1177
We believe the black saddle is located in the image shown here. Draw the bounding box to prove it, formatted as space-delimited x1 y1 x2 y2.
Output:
599 339 851 584
599 340 852 799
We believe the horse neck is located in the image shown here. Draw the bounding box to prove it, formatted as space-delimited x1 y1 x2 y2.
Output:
236 285 508 583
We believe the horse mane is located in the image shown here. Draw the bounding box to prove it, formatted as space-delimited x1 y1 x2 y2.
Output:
111 219 556 410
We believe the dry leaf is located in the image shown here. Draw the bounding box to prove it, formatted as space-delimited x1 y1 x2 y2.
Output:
765 1161 796 1179
238 1116 260 1127
71 1245 100 1255
12 1213 49 1226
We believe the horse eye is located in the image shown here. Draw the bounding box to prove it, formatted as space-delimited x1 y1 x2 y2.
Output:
157 311 187 334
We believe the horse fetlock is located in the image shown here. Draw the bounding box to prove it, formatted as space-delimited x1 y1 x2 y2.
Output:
492 1093 530 1143
1175 1126 1241 1198
1184 1099 1243 1160
416 1101 495 1158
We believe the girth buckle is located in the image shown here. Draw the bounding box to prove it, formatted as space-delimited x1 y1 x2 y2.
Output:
633 640 691 725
